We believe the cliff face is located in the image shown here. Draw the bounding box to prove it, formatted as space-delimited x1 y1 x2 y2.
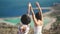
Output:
0 22 18 34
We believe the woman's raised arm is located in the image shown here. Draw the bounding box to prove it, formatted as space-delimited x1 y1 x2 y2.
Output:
36 2 43 21
29 3 37 25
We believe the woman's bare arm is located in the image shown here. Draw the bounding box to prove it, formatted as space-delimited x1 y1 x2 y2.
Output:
27 3 31 16
36 2 43 21
29 3 37 25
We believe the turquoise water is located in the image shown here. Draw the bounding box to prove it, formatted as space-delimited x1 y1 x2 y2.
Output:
4 17 51 27
4 18 20 24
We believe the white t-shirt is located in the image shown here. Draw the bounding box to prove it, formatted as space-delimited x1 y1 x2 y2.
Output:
34 26 42 34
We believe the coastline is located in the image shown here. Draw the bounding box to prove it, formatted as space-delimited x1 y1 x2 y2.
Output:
0 20 15 25
43 7 54 16
43 8 57 30
0 7 56 29
43 17 56 30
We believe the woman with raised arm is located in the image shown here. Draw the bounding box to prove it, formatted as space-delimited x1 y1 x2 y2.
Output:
29 2 43 34
18 3 31 34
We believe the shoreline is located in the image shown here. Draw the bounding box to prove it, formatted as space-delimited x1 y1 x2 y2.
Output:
43 17 56 30
43 7 54 16
43 8 57 30
0 7 56 28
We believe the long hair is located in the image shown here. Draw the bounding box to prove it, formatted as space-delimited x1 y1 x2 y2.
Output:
35 12 42 20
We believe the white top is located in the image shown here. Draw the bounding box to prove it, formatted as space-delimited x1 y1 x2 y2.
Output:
24 25 30 34
18 25 30 34
34 26 42 34
18 25 42 34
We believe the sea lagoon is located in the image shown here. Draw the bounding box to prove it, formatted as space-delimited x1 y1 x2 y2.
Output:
0 17 51 27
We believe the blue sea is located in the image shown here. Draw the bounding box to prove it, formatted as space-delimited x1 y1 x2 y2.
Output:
0 0 60 17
